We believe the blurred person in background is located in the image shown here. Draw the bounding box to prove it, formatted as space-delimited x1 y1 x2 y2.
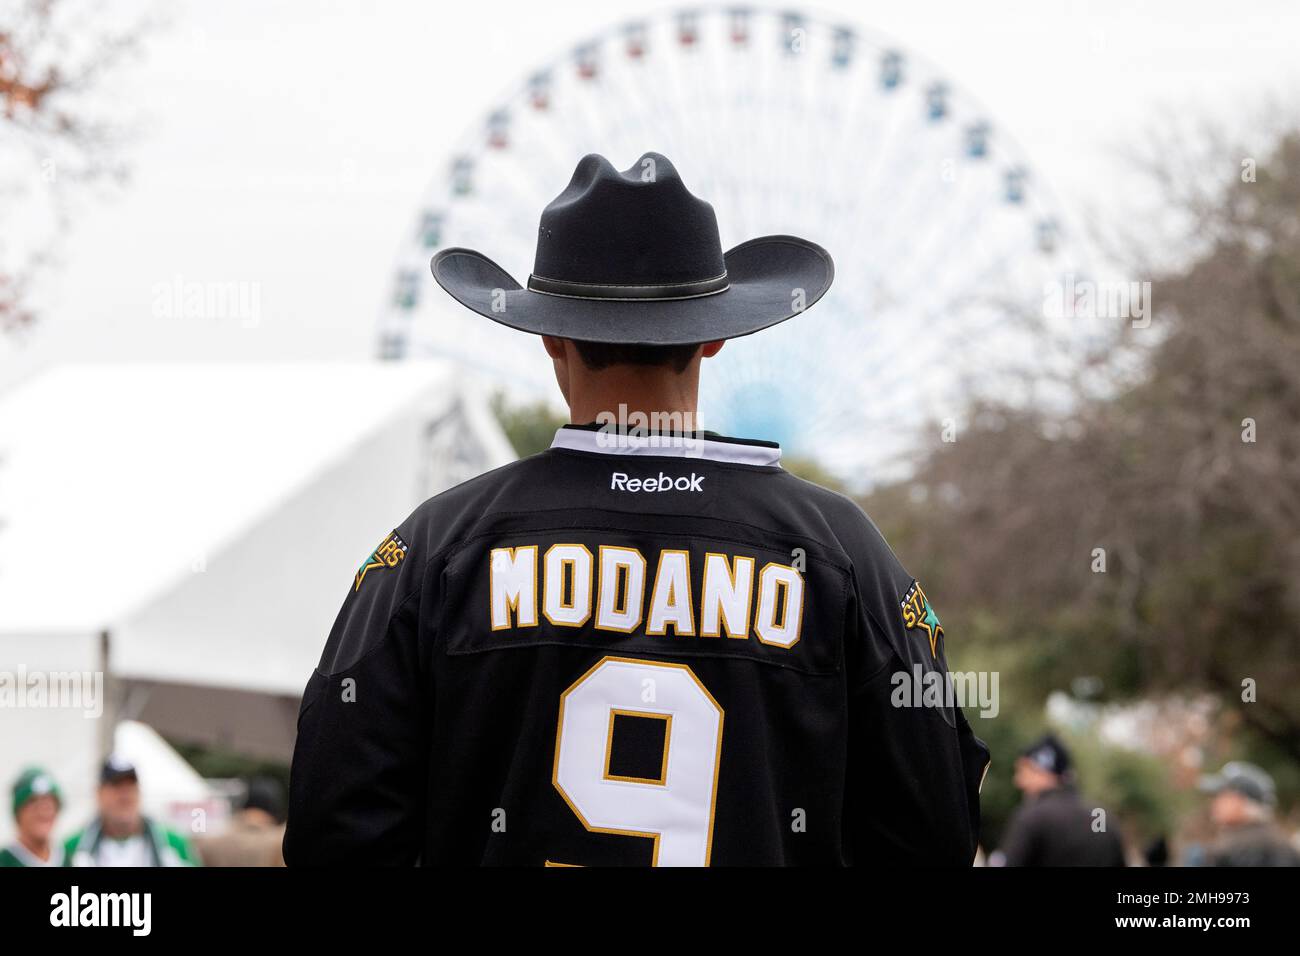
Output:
993 734 1127 867
0 767 64 867
1199 761 1299 867
195 776 286 867
64 755 200 867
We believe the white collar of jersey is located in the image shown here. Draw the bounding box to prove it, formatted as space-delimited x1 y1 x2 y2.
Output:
550 425 782 467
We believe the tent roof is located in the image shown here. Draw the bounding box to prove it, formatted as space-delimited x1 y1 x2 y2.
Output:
113 719 214 805
0 361 471 631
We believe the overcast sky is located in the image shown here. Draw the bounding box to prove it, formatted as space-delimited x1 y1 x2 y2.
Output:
4 0 1298 390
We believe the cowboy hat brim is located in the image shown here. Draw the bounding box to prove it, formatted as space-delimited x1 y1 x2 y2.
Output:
429 235 834 346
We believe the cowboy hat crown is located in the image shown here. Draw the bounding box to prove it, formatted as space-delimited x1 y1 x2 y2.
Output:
431 151 833 345
530 152 726 296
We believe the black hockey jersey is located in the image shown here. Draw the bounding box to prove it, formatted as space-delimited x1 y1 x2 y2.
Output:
284 425 990 866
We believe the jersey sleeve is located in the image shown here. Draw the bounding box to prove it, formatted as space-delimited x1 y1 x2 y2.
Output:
283 522 436 866
839 510 990 866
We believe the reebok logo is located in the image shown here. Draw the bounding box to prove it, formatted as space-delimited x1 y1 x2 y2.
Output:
611 471 704 493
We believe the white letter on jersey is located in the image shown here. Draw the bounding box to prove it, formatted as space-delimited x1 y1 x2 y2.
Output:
490 546 538 631
646 550 695 636
754 562 804 648
700 553 754 639
544 544 593 627
596 546 647 633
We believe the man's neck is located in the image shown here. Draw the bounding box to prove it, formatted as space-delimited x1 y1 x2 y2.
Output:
102 818 144 840
17 833 51 862
565 371 700 429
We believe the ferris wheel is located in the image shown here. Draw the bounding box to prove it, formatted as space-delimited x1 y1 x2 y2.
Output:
380 6 1092 482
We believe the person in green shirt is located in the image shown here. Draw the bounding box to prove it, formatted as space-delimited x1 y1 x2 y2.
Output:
64 756 200 867
1 766 65 867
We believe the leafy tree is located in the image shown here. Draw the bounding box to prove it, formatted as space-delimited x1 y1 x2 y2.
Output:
866 131 1300 773
491 392 566 457
1 0 149 333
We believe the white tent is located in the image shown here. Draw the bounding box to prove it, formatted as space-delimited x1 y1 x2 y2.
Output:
0 361 516 842
110 719 226 834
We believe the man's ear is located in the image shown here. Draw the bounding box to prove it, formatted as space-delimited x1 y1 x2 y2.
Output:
542 335 567 360
700 340 725 359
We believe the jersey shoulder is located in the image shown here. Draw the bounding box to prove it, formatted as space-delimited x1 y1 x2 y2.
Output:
769 471 954 686
316 457 547 676
766 470 913 581
399 452 555 558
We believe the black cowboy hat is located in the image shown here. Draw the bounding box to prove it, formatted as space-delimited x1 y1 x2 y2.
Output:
430 152 834 345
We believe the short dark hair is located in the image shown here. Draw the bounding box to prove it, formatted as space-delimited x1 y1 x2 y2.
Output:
571 340 701 373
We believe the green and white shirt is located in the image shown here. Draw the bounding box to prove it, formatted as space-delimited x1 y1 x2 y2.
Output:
0 841 66 867
64 818 200 867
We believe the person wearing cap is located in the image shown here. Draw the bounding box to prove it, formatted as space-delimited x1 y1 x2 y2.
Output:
1 767 64 867
1200 761 1299 867
994 733 1127 867
63 755 201 867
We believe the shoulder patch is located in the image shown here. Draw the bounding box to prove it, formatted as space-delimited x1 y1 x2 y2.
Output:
354 530 409 592
900 580 943 659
